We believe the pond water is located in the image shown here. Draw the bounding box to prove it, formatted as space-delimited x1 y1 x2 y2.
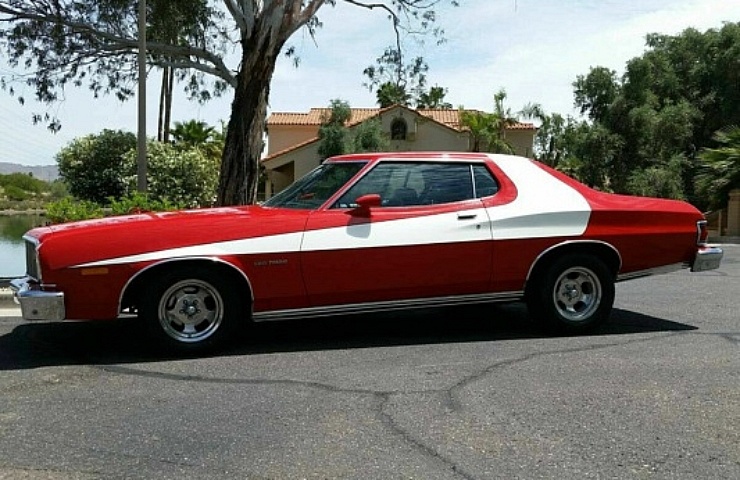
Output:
0 214 46 278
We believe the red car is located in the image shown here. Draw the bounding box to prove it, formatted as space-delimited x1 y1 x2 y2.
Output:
12 152 723 351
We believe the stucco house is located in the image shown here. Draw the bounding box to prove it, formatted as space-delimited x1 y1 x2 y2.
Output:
262 104 536 197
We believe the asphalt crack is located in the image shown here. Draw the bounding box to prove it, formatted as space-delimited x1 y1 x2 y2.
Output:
95 330 705 480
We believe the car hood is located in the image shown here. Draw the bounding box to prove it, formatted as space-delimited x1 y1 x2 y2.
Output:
28 205 311 271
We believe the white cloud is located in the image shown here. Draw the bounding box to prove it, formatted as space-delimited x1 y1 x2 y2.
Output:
434 0 740 116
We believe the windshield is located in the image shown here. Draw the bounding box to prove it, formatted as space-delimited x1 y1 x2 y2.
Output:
263 161 367 209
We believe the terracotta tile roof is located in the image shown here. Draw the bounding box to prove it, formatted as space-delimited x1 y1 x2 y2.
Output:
263 105 536 163
267 106 535 131
268 108 381 127
507 122 536 130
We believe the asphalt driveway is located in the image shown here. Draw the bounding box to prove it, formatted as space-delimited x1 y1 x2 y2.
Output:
0 246 738 479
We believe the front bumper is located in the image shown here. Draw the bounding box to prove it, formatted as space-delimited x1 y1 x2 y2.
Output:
9 277 65 321
691 246 723 272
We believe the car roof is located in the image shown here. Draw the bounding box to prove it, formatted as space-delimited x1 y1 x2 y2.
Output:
325 151 508 163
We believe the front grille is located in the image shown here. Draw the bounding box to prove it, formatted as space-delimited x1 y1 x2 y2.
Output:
24 237 40 280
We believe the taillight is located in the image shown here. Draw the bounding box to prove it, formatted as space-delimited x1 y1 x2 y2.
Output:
696 220 709 246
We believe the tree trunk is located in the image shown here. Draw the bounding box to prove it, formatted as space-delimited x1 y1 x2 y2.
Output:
158 68 167 142
163 65 174 142
217 31 280 206
156 65 175 142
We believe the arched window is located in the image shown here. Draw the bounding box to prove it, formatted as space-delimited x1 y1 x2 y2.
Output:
390 118 408 140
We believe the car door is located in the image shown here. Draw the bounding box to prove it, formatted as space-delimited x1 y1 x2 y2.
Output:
300 161 494 307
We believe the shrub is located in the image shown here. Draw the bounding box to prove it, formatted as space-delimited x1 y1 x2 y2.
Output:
0 173 47 194
3 185 30 201
109 192 184 215
122 141 219 208
56 129 137 204
45 197 104 224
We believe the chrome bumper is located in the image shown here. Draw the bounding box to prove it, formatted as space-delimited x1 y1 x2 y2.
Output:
9 277 65 321
691 246 723 272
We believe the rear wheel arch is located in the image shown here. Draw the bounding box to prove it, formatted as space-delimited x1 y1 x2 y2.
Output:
525 240 621 292
524 241 621 333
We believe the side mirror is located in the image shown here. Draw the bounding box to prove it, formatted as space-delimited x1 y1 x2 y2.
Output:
350 193 382 216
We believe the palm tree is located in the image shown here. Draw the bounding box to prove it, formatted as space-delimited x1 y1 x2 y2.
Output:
459 109 493 152
416 85 452 109
459 89 518 154
487 89 517 154
170 120 216 148
148 0 213 142
696 126 740 209
376 82 411 108
520 103 568 167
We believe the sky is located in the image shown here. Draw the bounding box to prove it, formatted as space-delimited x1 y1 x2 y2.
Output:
1 0 740 166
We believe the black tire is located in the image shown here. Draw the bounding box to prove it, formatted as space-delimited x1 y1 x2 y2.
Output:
141 267 245 352
526 254 615 333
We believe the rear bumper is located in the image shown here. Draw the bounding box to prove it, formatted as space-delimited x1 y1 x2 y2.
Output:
9 277 65 321
691 246 723 272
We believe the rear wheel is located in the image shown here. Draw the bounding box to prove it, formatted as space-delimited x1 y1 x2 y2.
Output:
142 267 244 352
526 254 615 333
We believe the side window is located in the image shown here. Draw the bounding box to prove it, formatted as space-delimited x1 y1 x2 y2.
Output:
473 164 499 198
334 162 475 208
334 163 397 208
417 164 474 205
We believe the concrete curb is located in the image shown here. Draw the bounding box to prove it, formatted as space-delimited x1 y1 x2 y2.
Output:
712 236 740 244
0 288 18 309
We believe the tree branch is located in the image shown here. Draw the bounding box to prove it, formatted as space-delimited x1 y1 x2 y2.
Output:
222 0 249 35
295 0 327 26
0 3 236 86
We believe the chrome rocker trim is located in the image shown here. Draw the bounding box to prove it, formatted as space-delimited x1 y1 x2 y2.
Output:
616 262 687 282
10 277 65 321
252 291 524 322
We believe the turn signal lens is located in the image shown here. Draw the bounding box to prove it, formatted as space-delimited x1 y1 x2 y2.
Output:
80 267 109 276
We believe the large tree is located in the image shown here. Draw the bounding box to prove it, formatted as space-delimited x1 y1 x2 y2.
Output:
0 0 457 205
569 22 740 204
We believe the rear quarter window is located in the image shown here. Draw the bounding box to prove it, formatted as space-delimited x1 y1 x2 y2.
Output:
473 164 499 197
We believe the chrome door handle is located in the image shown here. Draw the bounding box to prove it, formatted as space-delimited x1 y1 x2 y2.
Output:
457 213 477 220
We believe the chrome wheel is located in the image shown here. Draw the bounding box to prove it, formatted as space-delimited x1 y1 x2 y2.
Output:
157 279 224 344
552 266 602 323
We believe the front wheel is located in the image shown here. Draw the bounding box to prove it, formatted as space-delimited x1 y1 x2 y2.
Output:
526 254 615 333
141 267 244 352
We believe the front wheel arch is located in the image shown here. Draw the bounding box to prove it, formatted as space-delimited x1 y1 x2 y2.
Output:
137 262 251 351
120 258 253 319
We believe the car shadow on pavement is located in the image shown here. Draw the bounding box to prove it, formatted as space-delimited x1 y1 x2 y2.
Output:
0 303 697 370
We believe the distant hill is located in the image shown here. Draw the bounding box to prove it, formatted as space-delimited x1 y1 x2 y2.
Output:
0 162 58 182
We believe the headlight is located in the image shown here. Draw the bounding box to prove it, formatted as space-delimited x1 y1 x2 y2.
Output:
23 235 41 280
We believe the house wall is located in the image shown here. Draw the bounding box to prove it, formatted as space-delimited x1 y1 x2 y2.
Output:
264 143 321 197
267 125 317 155
505 130 536 157
380 113 469 152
